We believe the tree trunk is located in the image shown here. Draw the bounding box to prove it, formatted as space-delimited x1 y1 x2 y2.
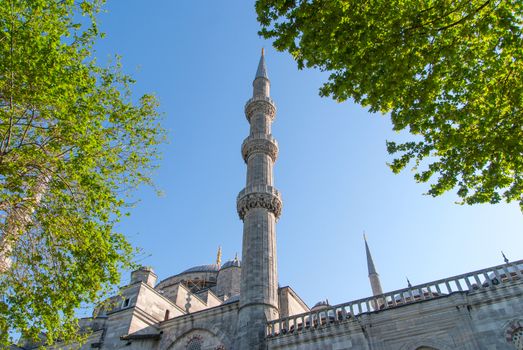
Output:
0 172 49 273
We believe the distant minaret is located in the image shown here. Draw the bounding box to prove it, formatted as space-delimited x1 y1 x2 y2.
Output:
236 49 282 349
364 234 384 300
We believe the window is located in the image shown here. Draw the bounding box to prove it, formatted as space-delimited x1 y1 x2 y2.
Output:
164 309 170 321
122 298 130 308
513 328 523 350
186 337 202 350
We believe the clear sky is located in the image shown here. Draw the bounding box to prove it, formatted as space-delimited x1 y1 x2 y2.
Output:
93 1 523 308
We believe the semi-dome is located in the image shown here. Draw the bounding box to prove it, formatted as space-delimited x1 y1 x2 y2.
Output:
221 258 241 269
181 263 220 274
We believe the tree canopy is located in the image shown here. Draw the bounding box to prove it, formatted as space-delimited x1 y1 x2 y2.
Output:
0 0 164 345
256 0 523 209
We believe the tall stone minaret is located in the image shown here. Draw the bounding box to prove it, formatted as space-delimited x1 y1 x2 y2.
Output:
236 49 282 349
364 234 384 308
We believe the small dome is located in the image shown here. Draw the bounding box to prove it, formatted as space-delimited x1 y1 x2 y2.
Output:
311 300 330 311
181 264 220 274
221 258 241 269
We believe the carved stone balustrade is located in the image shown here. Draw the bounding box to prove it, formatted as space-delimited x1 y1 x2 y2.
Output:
241 133 279 163
244 96 276 122
266 259 523 338
236 185 282 220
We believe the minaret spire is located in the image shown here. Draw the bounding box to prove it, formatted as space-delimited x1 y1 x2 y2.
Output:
364 233 378 275
255 47 268 79
236 50 281 349
364 233 384 309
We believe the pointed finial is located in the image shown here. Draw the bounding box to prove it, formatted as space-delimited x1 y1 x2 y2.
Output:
216 246 222 266
363 230 367 241
262 47 265 56
502 251 509 264
234 252 239 261
406 277 412 288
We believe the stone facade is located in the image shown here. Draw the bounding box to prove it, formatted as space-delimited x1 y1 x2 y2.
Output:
41 260 523 350
29 52 523 350
266 260 523 350
266 279 523 350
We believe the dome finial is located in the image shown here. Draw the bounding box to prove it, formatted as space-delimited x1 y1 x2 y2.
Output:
216 246 222 266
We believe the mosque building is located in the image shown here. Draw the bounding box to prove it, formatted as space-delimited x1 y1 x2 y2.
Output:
35 51 522 350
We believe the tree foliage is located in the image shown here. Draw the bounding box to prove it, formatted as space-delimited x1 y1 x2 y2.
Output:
0 0 164 345
256 0 523 209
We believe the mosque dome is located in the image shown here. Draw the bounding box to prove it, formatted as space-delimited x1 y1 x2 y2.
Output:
155 263 220 294
181 264 220 274
155 248 239 295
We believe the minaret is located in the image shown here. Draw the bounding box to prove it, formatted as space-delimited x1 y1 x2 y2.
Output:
364 234 384 307
236 49 282 349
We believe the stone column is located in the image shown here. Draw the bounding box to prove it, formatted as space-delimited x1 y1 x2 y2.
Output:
236 50 282 349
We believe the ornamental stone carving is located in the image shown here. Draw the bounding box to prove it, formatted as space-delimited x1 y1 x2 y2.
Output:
237 191 282 220
244 97 276 122
241 136 278 162
505 319 523 348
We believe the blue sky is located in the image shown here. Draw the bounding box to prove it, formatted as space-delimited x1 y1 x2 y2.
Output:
93 1 523 308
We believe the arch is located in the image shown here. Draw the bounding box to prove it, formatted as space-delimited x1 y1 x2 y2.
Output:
400 338 453 350
166 328 230 350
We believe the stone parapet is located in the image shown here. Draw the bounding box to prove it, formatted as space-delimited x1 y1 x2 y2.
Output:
266 259 523 339
237 185 282 220
244 96 276 122
241 133 279 162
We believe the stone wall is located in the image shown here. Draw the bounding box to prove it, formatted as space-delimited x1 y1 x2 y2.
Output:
216 266 241 298
267 279 523 350
158 301 240 350
278 286 310 318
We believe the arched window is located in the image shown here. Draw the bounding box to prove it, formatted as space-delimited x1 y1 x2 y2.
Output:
512 328 523 350
186 337 202 350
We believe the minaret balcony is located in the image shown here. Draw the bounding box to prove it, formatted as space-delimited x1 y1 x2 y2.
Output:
245 96 276 122
236 185 282 220
241 134 279 163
